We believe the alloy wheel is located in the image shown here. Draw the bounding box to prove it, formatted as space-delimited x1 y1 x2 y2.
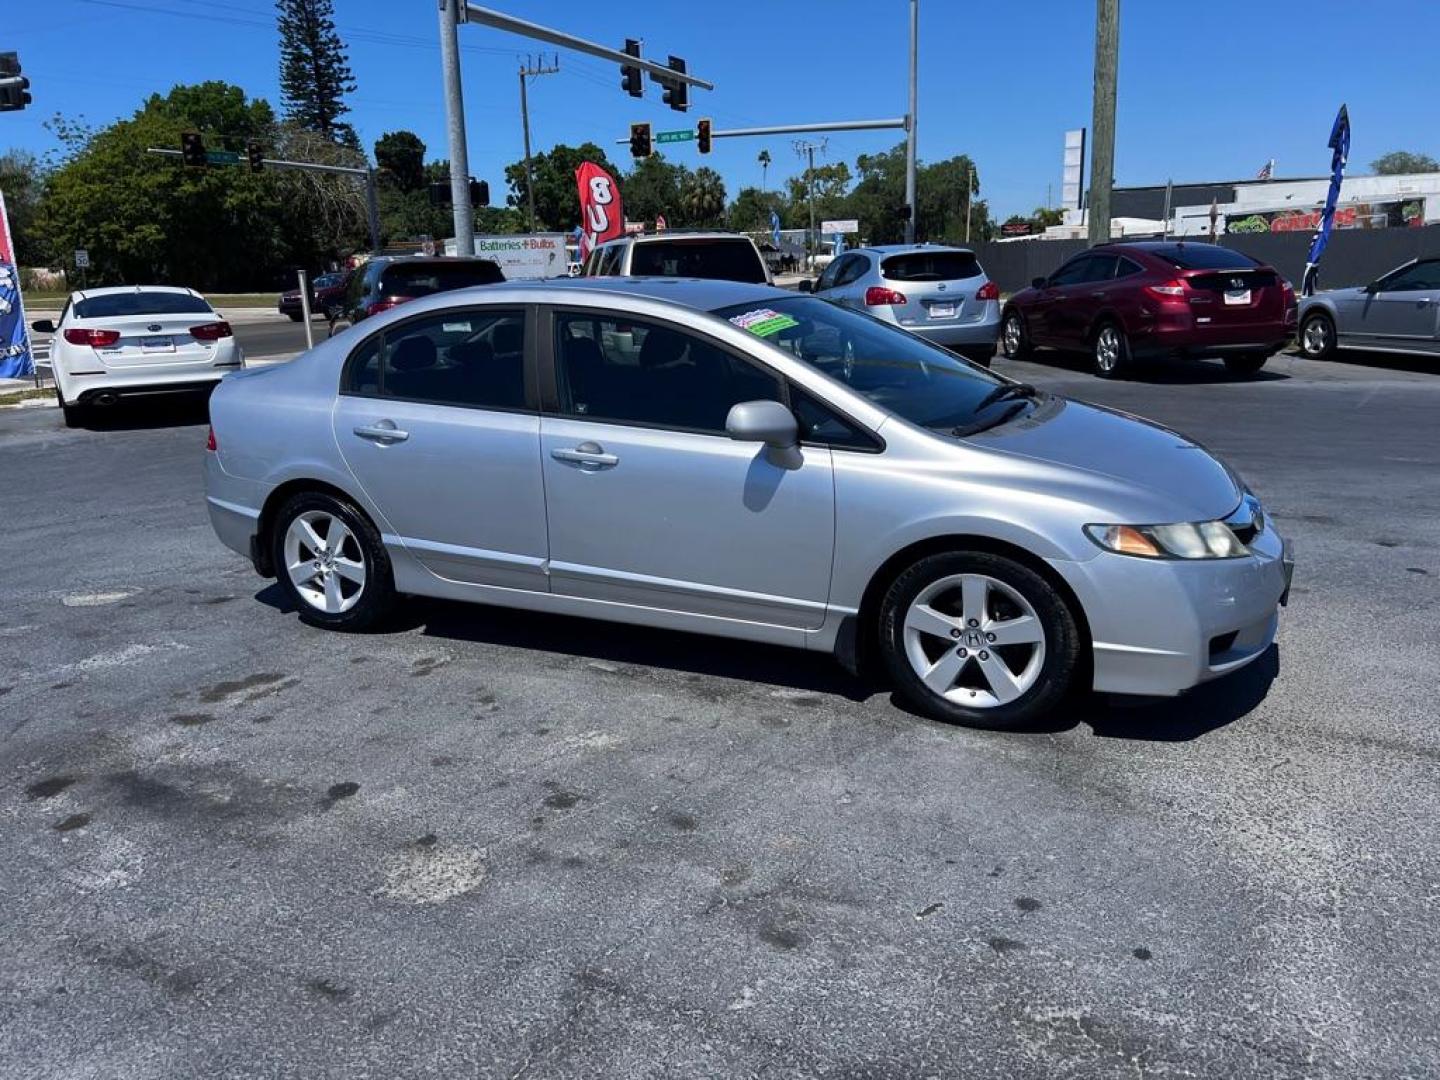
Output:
1302 317 1330 356
1003 314 1023 355
1095 326 1121 373
284 510 367 615
901 573 1046 708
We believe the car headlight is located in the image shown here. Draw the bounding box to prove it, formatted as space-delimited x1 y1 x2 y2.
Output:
1085 519 1250 560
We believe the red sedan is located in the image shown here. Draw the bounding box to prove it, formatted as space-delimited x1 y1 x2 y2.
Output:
1000 242 1298 378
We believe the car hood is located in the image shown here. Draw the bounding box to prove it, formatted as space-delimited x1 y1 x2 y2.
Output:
966 397 1243 522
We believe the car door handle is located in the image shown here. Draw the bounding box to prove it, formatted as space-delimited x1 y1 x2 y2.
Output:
353 423 409 444
1090 291 1108 298
551 443 618 469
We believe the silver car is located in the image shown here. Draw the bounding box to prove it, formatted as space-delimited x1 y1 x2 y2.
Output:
1297 255 1440 361
803 244 1002 365
205 278 1293 730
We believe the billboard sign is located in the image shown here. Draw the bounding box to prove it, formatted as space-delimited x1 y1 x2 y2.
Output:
821 218 859 234
445 234 569 278
1061 128 1086 211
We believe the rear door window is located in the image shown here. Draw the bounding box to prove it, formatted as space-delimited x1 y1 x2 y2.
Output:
836 255 871 286
1047 256 1095 287
73 292 214 318
881 250 981 282
1083 254 1119 281
379 261 504 299
627 240 767 283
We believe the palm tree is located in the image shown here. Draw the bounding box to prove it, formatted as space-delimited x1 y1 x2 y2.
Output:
758 149 771 193
681 167 727 226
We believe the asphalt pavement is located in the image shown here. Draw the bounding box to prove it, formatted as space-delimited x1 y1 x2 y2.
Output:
1 345 1437 1078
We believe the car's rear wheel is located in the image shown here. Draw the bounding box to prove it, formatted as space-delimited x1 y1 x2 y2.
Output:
879 551 1081 730
286 312 303 322
1223 352 1269 377
55 384 85 428
1092 322 1131 379
1299 311 1337 360
1000 310 1030 359
271 491 395 631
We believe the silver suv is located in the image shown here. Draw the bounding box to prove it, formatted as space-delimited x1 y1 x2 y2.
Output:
584 231 771 285
805 244 1001 365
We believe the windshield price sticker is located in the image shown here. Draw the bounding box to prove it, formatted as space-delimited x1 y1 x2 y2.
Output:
729 308 799 338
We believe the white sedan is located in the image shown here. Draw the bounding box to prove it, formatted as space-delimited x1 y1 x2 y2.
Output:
34 285 244 426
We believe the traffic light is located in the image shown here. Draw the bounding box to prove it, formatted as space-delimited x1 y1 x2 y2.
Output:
659 55 688 112
696 118 712 155
469 179 490 207
629 122 652 159
181 131 206 167
428 182 452 208
620 38 643 98
0 53 30 112
246 140 264 173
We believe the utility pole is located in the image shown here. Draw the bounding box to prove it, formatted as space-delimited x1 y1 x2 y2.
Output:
438 0 475 255
965 161 975 243
794 139 826 268
1087 0 1119 245
518 53 559 233
905 0 919 244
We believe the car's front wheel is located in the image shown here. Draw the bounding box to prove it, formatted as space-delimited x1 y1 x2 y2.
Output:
1000 310 1030 359
879 551 1082 730
271 491 395 631
1298 311 1337 360
1092 321 1131 379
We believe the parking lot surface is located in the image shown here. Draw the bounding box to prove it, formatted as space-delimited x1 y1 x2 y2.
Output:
2 347 1437 1079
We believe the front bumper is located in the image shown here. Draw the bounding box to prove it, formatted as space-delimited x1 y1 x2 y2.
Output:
1047 518 1293 697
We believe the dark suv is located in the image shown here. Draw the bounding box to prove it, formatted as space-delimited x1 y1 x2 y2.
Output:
1000 242 1297 378
339 256 505 325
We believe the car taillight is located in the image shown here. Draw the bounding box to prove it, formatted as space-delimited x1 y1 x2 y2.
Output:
366 297 409 316
865 286 908 306
205 426 217 452
63 328 121 347
190 321 233 341
1145 279 1187 298
976 281 1000 301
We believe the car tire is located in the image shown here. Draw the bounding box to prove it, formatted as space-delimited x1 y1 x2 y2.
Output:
879 550 1082 731
1223 352 1269 377
1000 309 1031 359
55 385 85 428
1298 311 1337 361
287 313 303 322
270 490 396 632
1091 321 1131 379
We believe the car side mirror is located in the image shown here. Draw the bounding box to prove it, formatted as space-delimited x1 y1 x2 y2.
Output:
726 400 798 449
797 279 814 293
1031 276 1048 289
31 319 55 333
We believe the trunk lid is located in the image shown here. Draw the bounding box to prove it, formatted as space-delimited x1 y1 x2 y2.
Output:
882 250 988 328
1181 267 1284 326
81 313 224 368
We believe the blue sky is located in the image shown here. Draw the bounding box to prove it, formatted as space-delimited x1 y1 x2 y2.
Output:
6 0 1440 220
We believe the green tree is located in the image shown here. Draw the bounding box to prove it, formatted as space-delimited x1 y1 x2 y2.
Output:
1031 205 1064 228
757 148 771 191
1371 150 1439 175
0 150 48 265
38 83 284 288
680 167 727 227
374 130 425 193
729 186 786 231
785 161 852 230
504 142 615 231
621 152 685 225
276 0 358 148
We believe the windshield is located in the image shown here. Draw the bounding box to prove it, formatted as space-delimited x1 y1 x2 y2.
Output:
314 273 345 288
74 291 213 318
713 296 1018 431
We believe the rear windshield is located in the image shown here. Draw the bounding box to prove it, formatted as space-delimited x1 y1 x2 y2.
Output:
380 260 504 297
1148 244 1259 270
314 273 346 288
881 250 982 282
74 292 213 318
629 240 767 284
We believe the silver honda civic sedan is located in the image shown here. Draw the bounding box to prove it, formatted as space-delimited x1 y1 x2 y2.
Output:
205 277 1293 729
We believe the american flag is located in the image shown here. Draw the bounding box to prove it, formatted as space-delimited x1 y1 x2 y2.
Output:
1256 159 1275 181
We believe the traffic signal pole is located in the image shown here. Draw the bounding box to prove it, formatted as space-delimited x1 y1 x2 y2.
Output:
905 0 918 244
438 0 475 255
